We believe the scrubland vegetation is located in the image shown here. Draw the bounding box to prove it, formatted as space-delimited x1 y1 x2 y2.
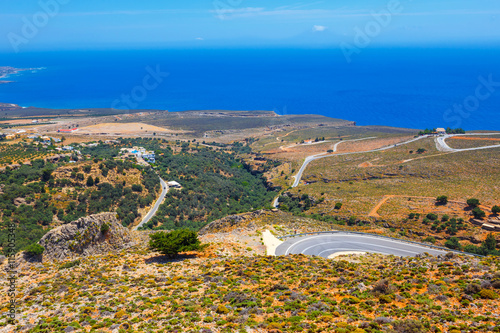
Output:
4 243 500 333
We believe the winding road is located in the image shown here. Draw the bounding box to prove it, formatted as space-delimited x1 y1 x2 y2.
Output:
291 136 427 187
292 133 500 188
134 177 168 231
275 233 447 257
435 133 500 152
273 132 500 257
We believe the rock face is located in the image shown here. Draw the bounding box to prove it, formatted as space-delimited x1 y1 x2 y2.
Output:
198 210 265 236
39 213 134 261
14 197 27 206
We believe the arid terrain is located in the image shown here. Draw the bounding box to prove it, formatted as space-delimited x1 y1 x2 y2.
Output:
1 109 500 332
2 210 500 333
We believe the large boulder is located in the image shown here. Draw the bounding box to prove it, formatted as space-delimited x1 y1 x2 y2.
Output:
39 213 134 261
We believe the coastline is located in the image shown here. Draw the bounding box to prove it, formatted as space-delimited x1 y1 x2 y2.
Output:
0 66 40 83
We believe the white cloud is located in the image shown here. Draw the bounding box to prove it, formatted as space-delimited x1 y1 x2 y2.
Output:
313 25 327 32
196 37 204 40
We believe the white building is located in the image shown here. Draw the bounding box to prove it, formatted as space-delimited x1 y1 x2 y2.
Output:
167 181 181 189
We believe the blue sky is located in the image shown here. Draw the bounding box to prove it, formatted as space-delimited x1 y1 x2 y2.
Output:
1 0 499 51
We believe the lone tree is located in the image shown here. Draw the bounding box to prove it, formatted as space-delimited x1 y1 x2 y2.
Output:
416 148 427 154
484 233 497 252
149 229 201 258
436 195 448 205
86 176 94 187
492 205 500 215
467 198 480 207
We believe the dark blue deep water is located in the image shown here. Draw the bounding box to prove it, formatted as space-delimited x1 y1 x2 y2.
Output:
1 48 499 130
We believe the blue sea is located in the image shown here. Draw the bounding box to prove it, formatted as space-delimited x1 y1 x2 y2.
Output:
1 48 499 130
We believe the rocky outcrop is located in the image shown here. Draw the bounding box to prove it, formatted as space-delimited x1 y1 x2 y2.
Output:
14 197 27 206
39 213 134 261
198 210 265 236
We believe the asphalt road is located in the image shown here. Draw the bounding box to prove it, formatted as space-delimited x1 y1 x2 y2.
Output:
291 136 426 187
134 177 168 231
435 133 500 152
275 233 447 257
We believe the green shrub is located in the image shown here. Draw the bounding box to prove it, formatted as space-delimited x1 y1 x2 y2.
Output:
472 207 486 219
216 305 230 314
100 223 110 234
86 176 94 187
436 196 448 205
335 202 343 210
379 295 392 304
479 289 499 299
424 236 436 244
25 243 45 256
445 237 461 250
132 184 143 192
426 213 438 221
467 198 480 207
59 260 81 270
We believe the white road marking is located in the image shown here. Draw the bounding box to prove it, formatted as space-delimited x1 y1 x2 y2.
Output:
303 241 422 256
283 233 443 256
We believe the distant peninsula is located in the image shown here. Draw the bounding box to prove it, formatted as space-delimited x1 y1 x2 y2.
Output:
0 66 36 84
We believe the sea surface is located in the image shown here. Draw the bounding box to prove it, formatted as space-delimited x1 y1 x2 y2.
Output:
1 48 499 130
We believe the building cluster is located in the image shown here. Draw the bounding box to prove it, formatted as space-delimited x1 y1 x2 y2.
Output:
120 147 156 164
80 142 99 148
27 134 62 145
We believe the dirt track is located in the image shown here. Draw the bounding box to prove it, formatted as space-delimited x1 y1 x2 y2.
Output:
368 195 494 218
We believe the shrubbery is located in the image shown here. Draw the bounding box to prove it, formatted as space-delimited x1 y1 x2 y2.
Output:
100 223 110 234
149 229 202 258
445 237 461 250
25 243 45 256
145 145 277 230
436 195 448 205
472 207 486 219
467 198 480 207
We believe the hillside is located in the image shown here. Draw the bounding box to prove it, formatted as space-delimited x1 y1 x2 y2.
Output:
253 128 500 252
0 146 160 254
1 210 500 333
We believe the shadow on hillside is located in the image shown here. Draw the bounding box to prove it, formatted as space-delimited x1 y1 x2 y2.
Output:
144 253 197 264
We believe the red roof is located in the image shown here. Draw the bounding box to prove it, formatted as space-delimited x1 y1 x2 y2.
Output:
58 128 78 132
